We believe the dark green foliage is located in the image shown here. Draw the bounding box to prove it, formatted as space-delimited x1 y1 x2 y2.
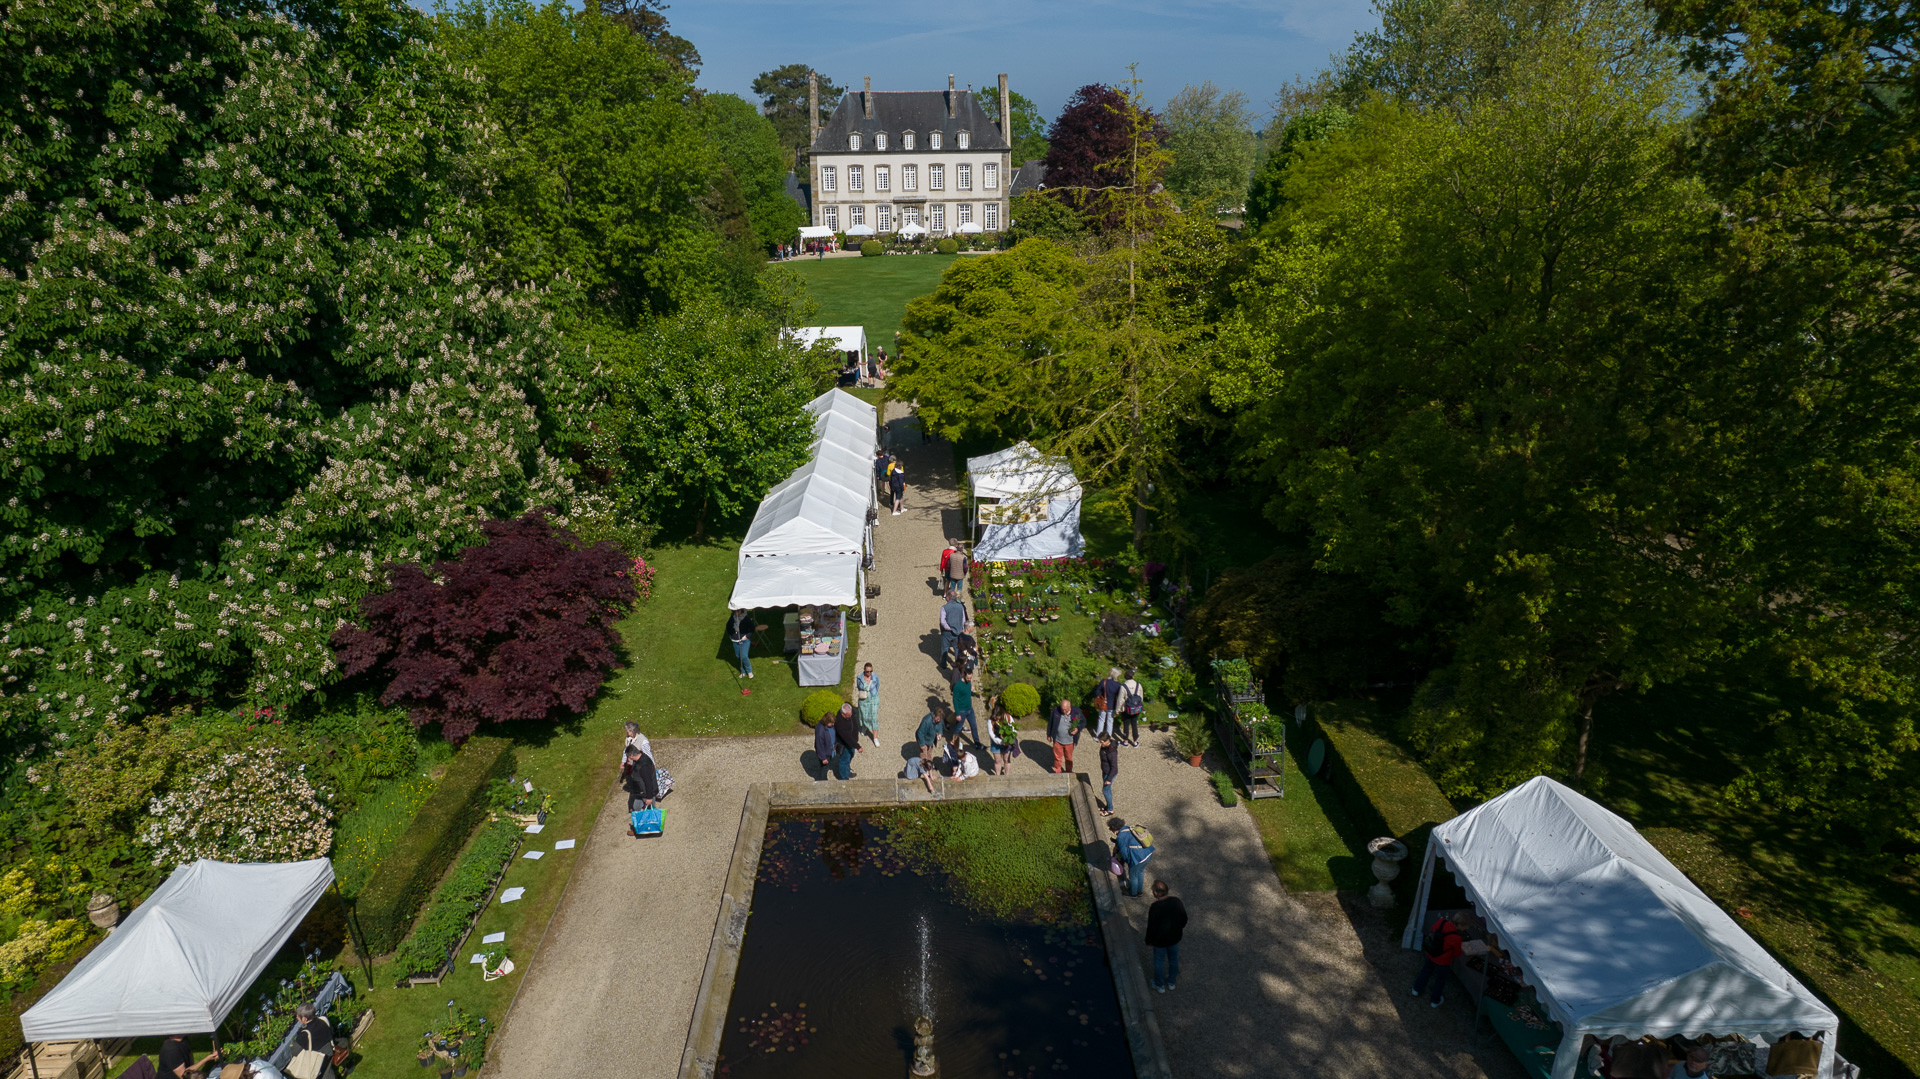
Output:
354 736 516 954
1246 104 1354 231
1190 551 1400 702
390 819 522 975
879 799 1085 925
1306 707 1455 902
799 690 842 724
1210 770 1239 807
751 64 844 164
936 238 959 254
1005 191 1090 247
697 92 809 253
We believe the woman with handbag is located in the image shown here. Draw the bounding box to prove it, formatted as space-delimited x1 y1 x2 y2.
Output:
288 1004 332 1079
855 663 881 746
624 745 659 836
989 700 1018 775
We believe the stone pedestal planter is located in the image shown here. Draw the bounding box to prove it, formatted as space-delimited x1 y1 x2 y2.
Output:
1366 837 1408 909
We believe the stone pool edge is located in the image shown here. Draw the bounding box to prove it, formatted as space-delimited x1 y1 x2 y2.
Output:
674 774 1174 1079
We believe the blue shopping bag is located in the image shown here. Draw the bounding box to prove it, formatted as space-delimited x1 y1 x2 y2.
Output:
631 806 664 837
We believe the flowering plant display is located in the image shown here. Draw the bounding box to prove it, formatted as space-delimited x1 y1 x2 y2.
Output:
391 820 520 977
226 953 340 1061
140 746 333 867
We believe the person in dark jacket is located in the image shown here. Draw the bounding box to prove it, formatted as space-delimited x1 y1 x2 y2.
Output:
623 745 658 813
292 1003 334 1078
1411 915 1463 1006
874 448 892 504
1093 669 1123 740
1145 880 1188 992
833 702 864 779
1097 734 1119 815
815 715 838 778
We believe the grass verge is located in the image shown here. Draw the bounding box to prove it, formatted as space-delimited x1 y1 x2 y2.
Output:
1242 717 1374 894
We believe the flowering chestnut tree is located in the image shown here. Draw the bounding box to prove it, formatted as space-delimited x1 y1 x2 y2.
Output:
331 511 638 741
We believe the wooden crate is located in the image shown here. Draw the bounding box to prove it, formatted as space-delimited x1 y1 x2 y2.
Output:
5 1040 105 1079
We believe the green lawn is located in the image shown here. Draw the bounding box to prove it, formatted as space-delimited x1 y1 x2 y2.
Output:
787 253 957 357
1242 709 1376 894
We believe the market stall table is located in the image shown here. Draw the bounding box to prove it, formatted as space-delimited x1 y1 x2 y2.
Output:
785 606 848 687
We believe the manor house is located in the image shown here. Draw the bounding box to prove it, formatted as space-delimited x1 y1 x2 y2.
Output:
806 73 1015 237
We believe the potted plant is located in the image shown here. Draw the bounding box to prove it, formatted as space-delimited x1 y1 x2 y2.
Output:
481 947 515 982
1173 714 1210 766
536 793 553 826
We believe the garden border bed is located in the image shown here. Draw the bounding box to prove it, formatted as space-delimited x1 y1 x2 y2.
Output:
674 774 1173 1079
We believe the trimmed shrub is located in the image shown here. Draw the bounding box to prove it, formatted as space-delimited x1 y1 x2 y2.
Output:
860 240 882 256
1308 707 1456 902
391 819 521 976
936 237 959 254
355 735 515 954
1001 682 1040 718
800 690 844 724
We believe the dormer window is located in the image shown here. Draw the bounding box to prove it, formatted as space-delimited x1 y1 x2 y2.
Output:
849 133 862 151
903 131 916 150
876 132 888 151
957 131 970 149
930 131 943 150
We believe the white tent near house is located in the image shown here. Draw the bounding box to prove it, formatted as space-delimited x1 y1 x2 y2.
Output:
966 441 1084 561
845 223 876 236
782 325 867 364
899 223 928 239
729 388 878 611
21 859 336 1041
1402 777 1840 1079
796 225 835 240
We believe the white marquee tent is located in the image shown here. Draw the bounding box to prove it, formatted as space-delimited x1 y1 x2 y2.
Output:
21 859 335 1041
899 223 928 239
782 325 867 364
1402 777 1839 1079
966 441 1084 562
796 225 835 240
729 389 878 610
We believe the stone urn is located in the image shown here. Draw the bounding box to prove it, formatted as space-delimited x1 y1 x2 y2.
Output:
86 892 119 931
1366 837 1408 909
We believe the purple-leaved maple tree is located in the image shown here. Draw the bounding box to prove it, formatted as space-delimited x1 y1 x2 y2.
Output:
332 510 640 741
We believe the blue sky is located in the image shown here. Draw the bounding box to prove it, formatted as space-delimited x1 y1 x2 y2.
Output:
673 0 1381 126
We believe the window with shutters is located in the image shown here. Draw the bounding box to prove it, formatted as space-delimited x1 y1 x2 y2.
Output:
930 164 944 190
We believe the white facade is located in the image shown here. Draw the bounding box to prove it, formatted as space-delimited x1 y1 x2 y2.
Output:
807 81 1014 238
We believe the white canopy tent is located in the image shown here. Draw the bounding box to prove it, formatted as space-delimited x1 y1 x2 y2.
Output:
966 442 1085 562
899 223 928 239
796 225 834 240
22 859 335 1041
954 221 984 234
1402 778 1839 1079
782 325 867 365
729 388 878 610
845 223 875 236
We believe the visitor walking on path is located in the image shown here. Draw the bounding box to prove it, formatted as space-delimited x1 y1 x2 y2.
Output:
889 458 907 514
726 608 764 679
1118 670 1145 747
855 663 881 746
1092 668 1121 739
1098 733 1119 815
1109 816 1155 897
874 447 892 504
1411 915 1463 1007
622 745 659 836
938 591 967 669
1145 879 1187 993
833 702 864 779
815 715 838 778
622 721 651 763
951 665 980 745
942 543 969 595
1048 697 1083 773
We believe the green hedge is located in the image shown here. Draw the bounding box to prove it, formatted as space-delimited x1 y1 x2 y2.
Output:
391 819 522 976
1307 706 1456 903
354 735 516 954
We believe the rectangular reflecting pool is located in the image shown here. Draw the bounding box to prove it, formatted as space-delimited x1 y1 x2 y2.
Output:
716 800 1134 1079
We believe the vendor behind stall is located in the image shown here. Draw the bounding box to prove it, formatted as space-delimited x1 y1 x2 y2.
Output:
158 1034 221 1079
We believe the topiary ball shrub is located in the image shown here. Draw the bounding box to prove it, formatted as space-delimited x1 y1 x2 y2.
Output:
860 240 882 257
801 690 844 724
1002 682 1040 718
936 237 959 254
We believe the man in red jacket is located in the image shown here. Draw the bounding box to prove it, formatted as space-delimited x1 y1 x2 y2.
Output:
1410 915 1463 1007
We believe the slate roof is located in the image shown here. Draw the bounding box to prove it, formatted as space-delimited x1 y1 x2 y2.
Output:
1009 159 1048 196
784 171 811 215
810 89 1011 154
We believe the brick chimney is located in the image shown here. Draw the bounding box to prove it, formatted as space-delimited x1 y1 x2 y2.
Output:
998 73 1011 144
947 74 955 118
807 70 819 142
864 75 873 119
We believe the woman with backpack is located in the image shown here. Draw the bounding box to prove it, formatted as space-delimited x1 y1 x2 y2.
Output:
1118 669 1146 747
1108 816 1155 897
